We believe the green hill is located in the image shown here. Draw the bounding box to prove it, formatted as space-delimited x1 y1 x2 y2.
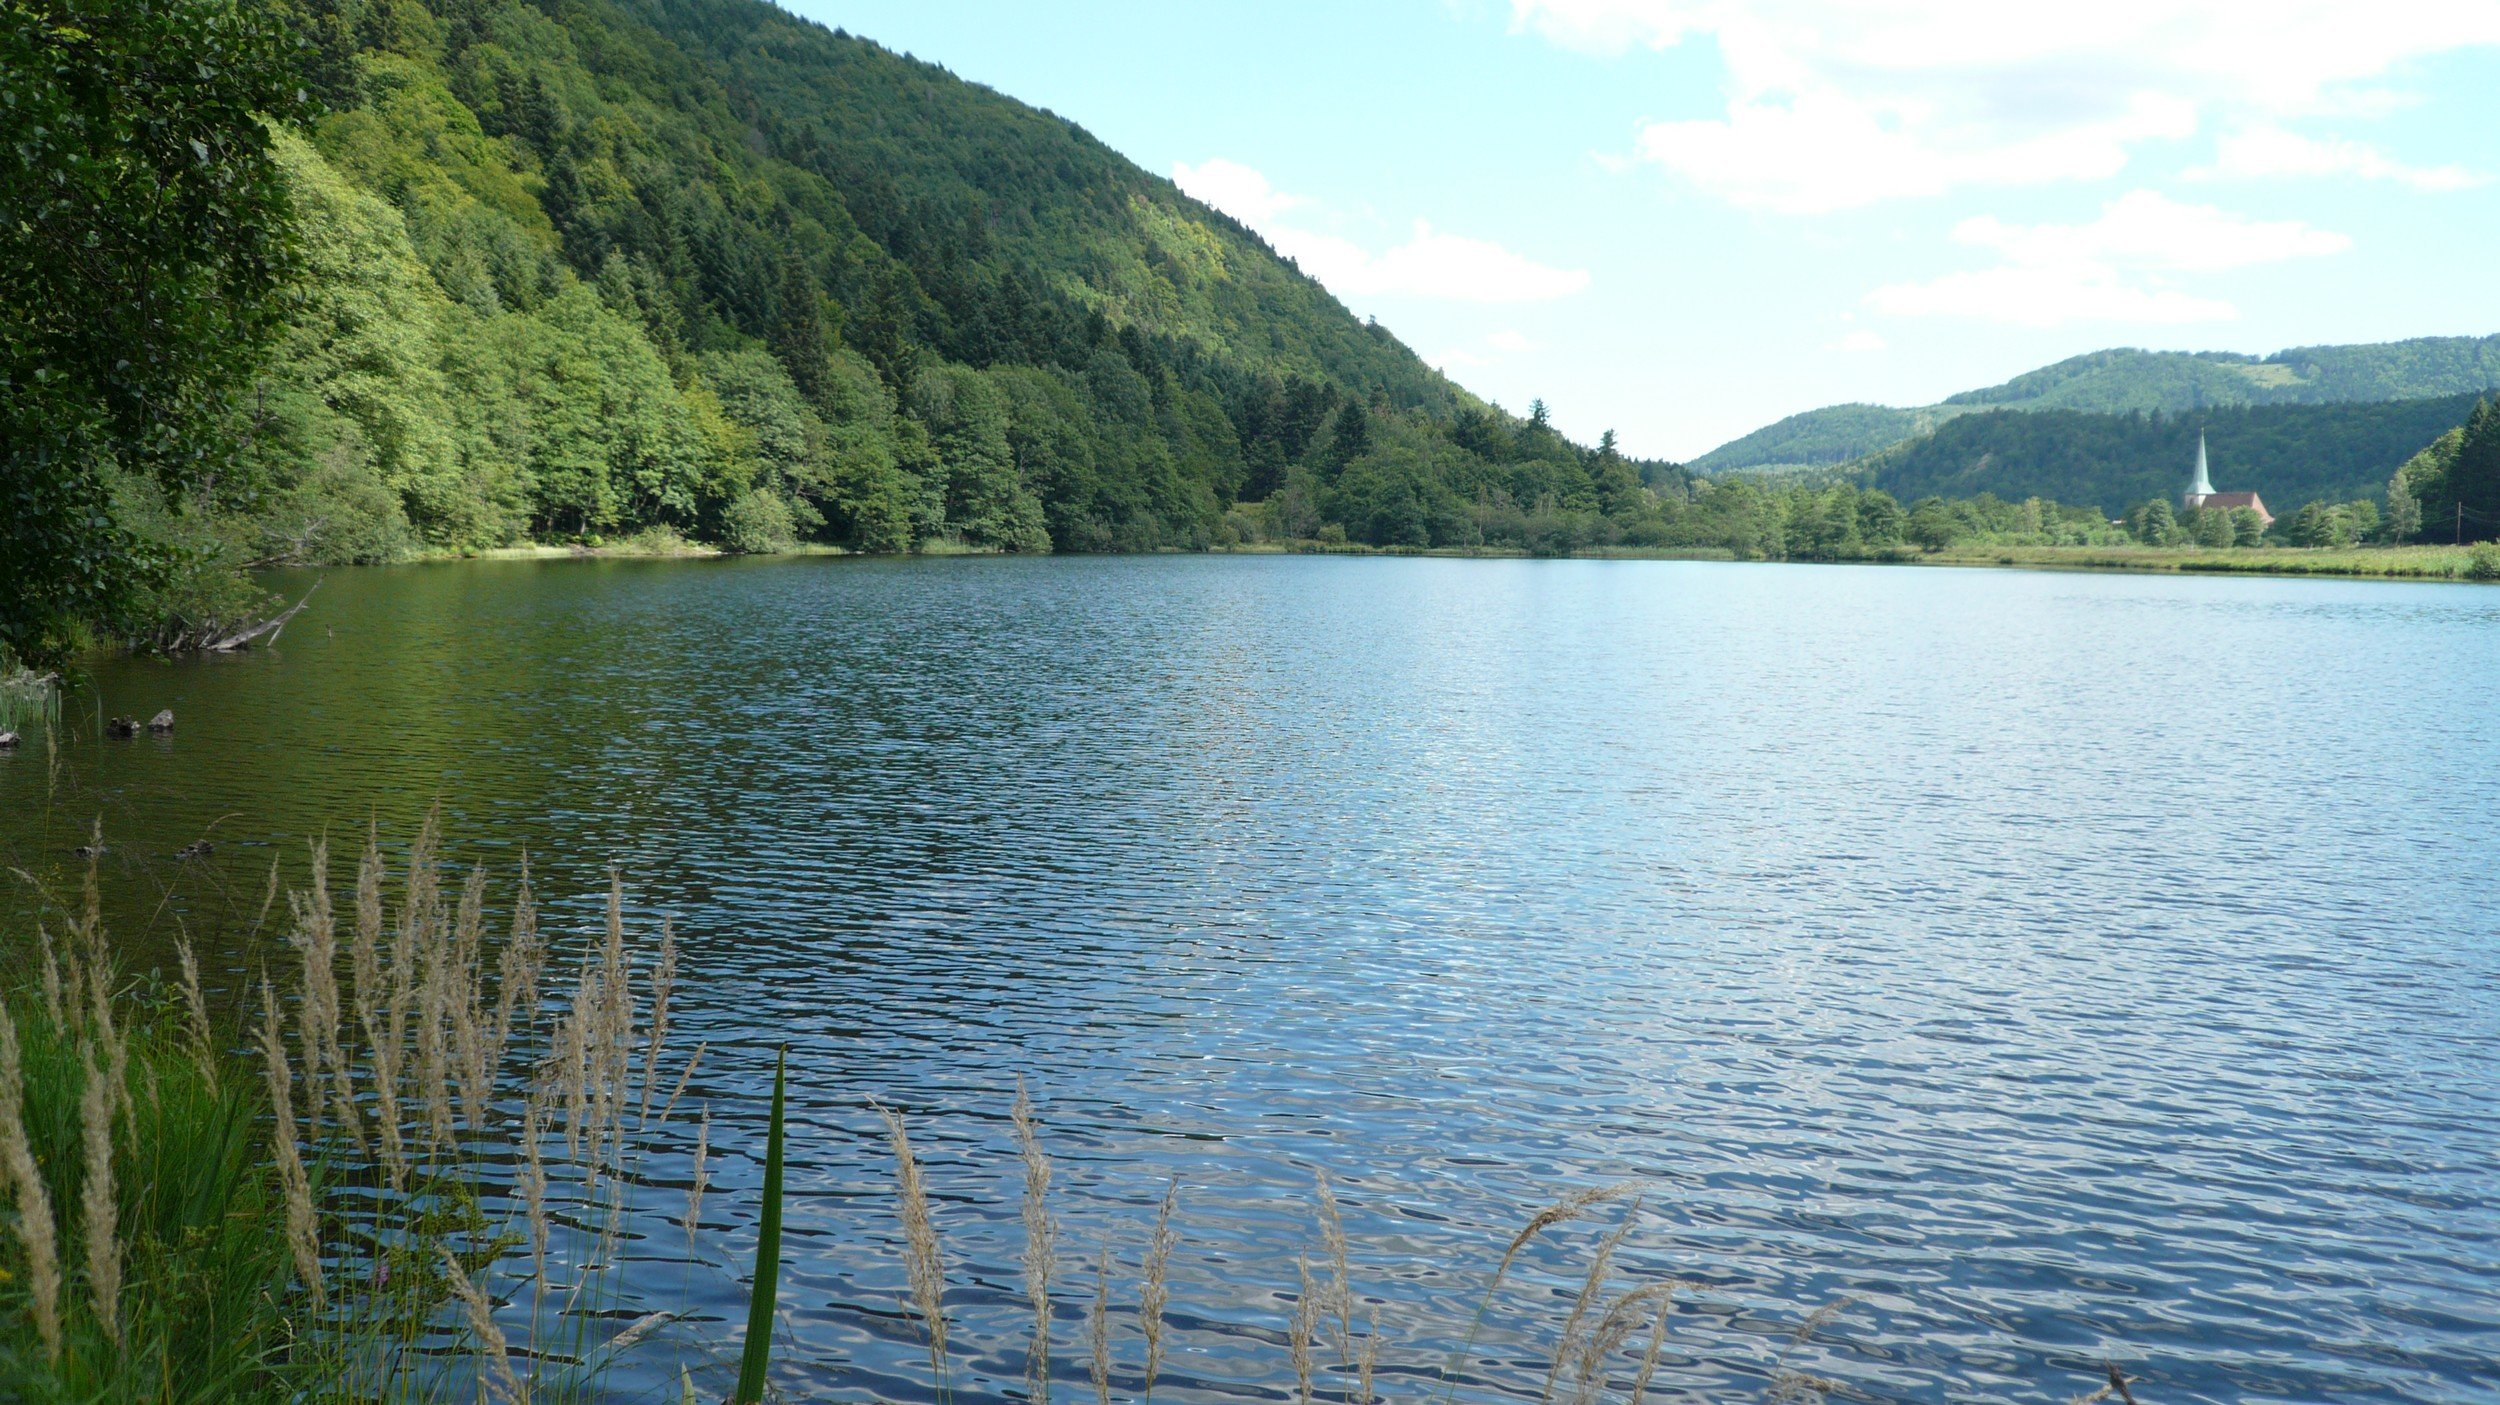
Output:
1694 335 2500 475
1859 394 2484 516
1687 403 1966 475
227 0 1513 559
1943 338 2500 412
13 0 1741 658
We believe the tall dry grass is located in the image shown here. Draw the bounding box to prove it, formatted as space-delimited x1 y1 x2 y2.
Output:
0 817 707 1404
0 827 2148 1405
856 1102 1952 1405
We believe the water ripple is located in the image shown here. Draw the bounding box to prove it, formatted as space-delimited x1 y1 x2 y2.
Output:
3 556 2496 1403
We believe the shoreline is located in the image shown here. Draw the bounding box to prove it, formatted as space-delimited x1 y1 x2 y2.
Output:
349 537 2497 586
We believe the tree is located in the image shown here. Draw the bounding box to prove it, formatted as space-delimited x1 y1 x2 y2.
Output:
1316 400 1369 478
1857 489 1905 546
2386 466 2423 541
1905 496 1962 551
2450 397 2500 542
2188 505 2233 547
1 0 313 663
1589 429 1644 518
2340 498 2379 544
2292 501 2337 548
771 253 833 402
2126 498 2179 546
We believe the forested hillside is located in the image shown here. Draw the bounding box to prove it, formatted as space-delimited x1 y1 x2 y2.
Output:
1943 339 2500 413
1860 395 2484 515
244 0 1530 561
1686 403 1963 475
1696 335 2500 474
6 0 1710 660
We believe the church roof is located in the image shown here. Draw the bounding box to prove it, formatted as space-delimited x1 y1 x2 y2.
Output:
2198 491 2273 521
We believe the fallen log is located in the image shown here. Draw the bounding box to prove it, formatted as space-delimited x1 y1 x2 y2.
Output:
203 579 321 651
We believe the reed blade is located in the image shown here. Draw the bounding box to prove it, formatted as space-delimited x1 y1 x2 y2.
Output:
733 1046 789 1404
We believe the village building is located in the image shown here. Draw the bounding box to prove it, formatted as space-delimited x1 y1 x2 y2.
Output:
2182 432 2274 528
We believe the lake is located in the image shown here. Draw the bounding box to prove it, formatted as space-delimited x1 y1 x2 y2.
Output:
2 554 2494 1403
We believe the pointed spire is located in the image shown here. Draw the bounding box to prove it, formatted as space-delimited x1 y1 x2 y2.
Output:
2187 431 2215 500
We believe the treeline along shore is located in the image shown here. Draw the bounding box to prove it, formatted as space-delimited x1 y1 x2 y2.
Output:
8 0 2500 673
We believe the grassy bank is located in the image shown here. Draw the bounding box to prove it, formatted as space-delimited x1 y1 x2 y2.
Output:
1913 541 2499 581
1217 540 1740 562
1227 536 2498 581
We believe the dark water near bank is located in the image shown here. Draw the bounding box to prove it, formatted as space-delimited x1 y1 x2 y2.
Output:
3 556 2496 1403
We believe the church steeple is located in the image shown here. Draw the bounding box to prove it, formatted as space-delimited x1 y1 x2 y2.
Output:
2185 431 2215 506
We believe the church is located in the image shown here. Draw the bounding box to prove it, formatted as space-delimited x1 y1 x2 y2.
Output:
2182 432 2273 528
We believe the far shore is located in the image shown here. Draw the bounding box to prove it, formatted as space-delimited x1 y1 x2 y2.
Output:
383 535 2495 585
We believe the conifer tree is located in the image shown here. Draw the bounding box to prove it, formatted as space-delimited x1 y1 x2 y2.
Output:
772 255 833 403
2448 397 2500 542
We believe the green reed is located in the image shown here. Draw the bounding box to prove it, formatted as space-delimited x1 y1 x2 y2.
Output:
0 666 59 738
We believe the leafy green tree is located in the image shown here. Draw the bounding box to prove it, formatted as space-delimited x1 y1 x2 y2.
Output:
1857 489 1905 546
2126 498 2180 545
910 366 1049 551
721 488 799 553
2226 507 2266 547
2291 501 2337 547
2188 505 2233 547
1905 496 1962 550
1 0 312 661
2385 466 2423 541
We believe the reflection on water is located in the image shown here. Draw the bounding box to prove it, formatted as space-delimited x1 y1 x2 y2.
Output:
3 555 2496 1404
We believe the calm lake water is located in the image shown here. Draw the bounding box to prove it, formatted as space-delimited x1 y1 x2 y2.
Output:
3 555 2496 1403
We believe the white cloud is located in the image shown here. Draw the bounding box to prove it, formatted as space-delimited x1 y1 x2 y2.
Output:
1436 328 1545 369
2193 125 2485 190
1510 0 2500 208
1826 330 1887 352
1173 161 1590 304
1866 190 2348 326
1635 89 2193 213
1867 267 2239 326
1955 190 2351 270
1172 158 1309 225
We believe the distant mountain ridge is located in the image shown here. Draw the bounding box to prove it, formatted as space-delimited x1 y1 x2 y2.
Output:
1693 334 2500 474
1859 394 2483 516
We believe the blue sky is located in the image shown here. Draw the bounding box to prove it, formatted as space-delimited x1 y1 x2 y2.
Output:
781 0 2500 461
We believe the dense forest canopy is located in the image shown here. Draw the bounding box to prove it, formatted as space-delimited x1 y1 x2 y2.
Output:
8 0 1772 664
1859 395 2485 516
